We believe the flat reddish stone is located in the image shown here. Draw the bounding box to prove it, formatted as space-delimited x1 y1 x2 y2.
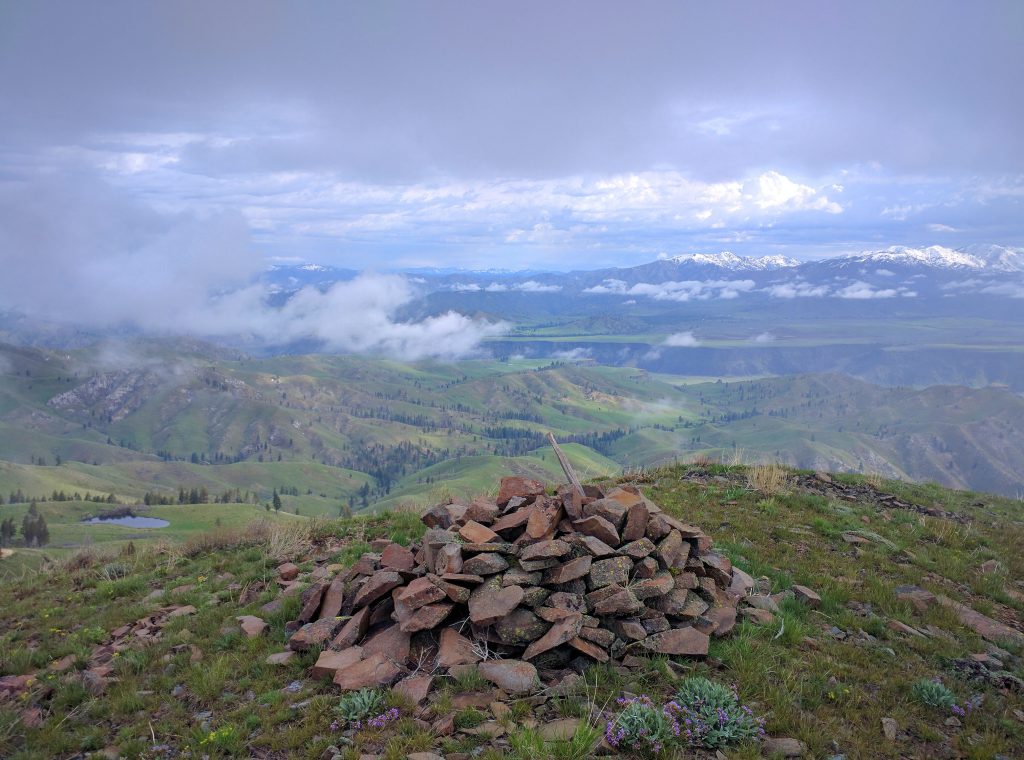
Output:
311 647 363 679
278 562 300 581
604 487 643 508
621 501 650 542
397 576 447 610
463 553 509 575
937 595 1024 644
523 612 583 660
380 543 416 572
394 673 433 705
631 571 674 600
296 581 328 623
361 624 411 663
288 616 346 651
435 544 463 575
791 584 821 608
478 659 538 695
568 636 610 662
520 539 571 561
526 503 563 539
572 516 619 547
436 627 481 668
583 498 627 529
352 571 403 609
331 606 371 648
706 606 737 637
399 602 454 632
635 627 709 656
459 520 500 544
428 574 471 603
497 476 546 506
469 584 524 625
575 534 617 557
491 507 535 533
237 615 267 638
542 555 592 585
333 651 403 690
465 499 500 524
593 588 643 617
441 573 484 584
318 577 346 619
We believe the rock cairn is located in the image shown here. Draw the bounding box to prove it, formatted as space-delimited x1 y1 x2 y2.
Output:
285 476 750 693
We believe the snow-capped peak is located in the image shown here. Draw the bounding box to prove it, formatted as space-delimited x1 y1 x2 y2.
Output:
662 252 799 271
839 245 1024 271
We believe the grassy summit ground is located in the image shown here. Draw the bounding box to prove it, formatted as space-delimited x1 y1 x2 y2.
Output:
1 463 1021 759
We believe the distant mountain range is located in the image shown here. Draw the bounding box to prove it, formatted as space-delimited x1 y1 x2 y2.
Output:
263 244 1024 300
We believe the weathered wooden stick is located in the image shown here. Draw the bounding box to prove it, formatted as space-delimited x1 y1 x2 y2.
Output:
546 432 585 497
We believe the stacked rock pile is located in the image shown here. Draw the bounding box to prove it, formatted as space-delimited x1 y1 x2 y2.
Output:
285 476 752 693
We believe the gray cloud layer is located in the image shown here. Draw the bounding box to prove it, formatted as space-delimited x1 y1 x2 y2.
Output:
0 2 1021 275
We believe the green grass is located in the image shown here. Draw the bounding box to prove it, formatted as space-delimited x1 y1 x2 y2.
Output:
1 463 1022 758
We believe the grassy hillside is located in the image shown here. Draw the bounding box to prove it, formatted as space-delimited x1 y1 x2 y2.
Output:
0 464 1020 758
2 343 1024 525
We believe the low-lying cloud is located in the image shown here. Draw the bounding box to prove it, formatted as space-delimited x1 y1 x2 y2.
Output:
834 281 916 299
584 278 755 301
0 176 506 359
662 331 701 347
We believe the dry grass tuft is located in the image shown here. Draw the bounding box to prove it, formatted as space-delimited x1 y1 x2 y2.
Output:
746 462 790 495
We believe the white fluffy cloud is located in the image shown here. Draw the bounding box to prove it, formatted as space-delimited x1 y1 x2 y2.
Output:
662 331 700 347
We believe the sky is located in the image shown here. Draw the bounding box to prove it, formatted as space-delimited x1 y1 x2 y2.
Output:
0 2 1021 352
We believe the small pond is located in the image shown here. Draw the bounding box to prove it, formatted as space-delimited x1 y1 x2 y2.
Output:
84 515 170 528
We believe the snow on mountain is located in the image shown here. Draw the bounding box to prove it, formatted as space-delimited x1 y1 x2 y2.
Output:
662 252 800 270
836 245 1024 271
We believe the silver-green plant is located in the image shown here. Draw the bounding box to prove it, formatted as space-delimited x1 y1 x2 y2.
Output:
666 677 765 749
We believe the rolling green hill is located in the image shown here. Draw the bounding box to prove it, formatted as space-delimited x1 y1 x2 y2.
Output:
1 340 1022 559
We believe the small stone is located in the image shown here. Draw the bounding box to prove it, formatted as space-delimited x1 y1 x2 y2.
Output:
702 552 733 587
621 501 650 542
583 498 627 529
979 558 1002 574
575 534 617 557
706 606 737 637
893 584 936 613
631 571 674 600
740 607 775 625
278 562 300 581
237 615 267 638
435 543 463 575
791 585 821 608
762 737 807 757
332 606 371 648
428 574 472 603
266 651 295 665
478 660 538 694
362 624 412 663
465 499 500 525
746 595 780 613
881 717 898 741
656 530 689 569
491 506 535 533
